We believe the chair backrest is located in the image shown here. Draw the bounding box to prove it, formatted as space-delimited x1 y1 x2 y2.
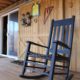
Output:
48 16 75 55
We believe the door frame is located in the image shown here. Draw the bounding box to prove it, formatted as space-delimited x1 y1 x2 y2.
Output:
0 8 19 60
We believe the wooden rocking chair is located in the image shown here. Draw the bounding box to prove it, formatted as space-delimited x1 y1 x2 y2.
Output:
20 16 75 80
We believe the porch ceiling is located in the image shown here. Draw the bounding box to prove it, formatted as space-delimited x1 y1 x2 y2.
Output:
0 0 20 10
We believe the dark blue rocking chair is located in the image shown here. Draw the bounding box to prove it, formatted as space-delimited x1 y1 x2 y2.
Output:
20 16 75 80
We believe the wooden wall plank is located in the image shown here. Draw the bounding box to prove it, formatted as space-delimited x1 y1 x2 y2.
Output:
18 0 64 61
65 0 80 72
18 0 80 72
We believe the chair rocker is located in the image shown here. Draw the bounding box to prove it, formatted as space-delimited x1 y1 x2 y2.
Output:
20 16 75 80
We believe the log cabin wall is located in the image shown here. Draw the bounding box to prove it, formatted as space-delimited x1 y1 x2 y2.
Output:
18 0 80 72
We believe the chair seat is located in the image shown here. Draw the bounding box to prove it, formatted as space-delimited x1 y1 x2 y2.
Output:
28 51 69 61
49 48 70 55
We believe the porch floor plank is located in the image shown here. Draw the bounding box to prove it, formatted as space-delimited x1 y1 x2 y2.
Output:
0 57 80 80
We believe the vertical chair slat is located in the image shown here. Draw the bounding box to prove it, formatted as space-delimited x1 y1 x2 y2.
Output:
59 25 65 50
50 26 57 51
53 26 57 42
57 26 60 40
61 25 65 42
69 26 74 48
65 25 69 45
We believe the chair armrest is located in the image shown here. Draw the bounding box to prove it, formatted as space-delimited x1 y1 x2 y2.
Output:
53 41 71 49
26 41 49 49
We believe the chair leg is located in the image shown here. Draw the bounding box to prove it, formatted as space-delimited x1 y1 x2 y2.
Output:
65 72 69 80
21 50 29 75
65 63 70 80
21 43 31 76
22 60 28 75
49 57 56 80
68 74 73 80
44 59 48 72
49 43 57 80
65 72 73 80
44 49 50 72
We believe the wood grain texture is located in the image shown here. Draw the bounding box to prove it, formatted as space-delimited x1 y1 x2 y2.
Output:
0 0 20 10
0 58 79 80
65 0 80 72
0 0 79 74
18 0 63 58
18 0 80 72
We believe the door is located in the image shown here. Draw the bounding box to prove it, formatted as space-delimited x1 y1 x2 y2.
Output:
2 16 8 55
7 11 18 57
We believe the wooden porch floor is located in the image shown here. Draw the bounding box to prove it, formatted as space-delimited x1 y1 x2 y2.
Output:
0 57 80 80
